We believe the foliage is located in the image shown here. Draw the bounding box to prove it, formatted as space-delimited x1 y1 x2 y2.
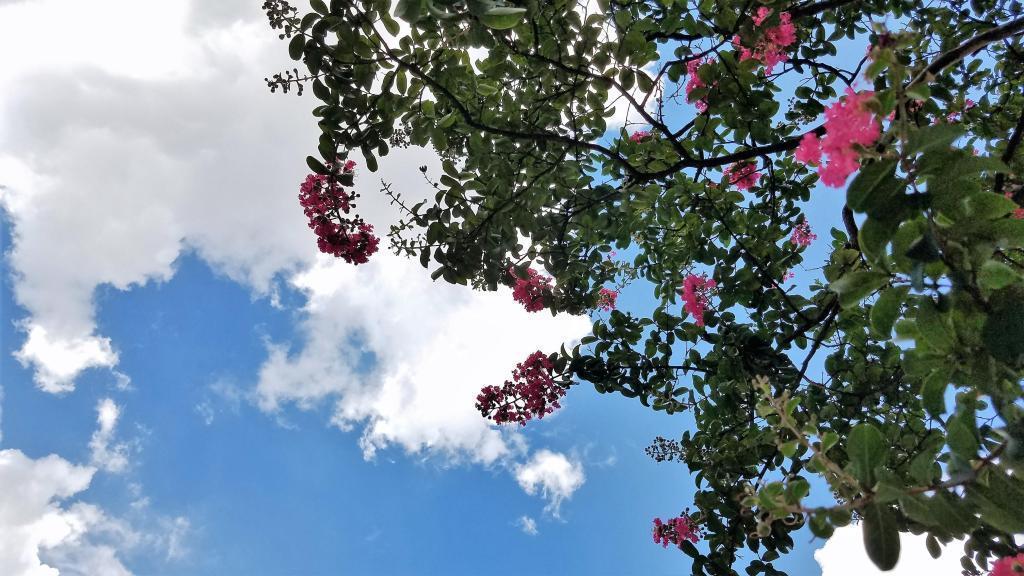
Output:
265 0 1024 573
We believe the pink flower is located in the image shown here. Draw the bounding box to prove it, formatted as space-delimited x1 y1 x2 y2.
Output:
790 220 817 248
629 130 652 142
1014 207 1024 220
596 287 620 311
795 89 881 187
795 132 822 165
476 351 563 425
725 162 761 190
992 553 1024 576
681 274 716 327
783 270 796 282
511 267 553 312
685 58 713 112
652 514 703 550
734 10 796 74
299 171 379 264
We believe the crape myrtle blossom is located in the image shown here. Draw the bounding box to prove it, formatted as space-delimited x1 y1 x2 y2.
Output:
596 287 619 311
511 267 553 312
681 274 716 327
991 553 1024 576
685 58 713 112
790 220 817 248
725 161 761 190
476 351 564 425
298 160 379 264
652 513 703 549
795 88 881 187
733 8 797 74
629 130 652 142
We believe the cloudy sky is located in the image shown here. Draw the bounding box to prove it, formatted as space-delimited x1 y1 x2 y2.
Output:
0 1 968 574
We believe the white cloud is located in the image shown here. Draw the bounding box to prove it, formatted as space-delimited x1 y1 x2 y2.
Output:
815 524 965 576
88 399 130 474
514 449 586 517
13 326 118 394
517 515 539 536
256 253 591 464
0 449 132 576
0 0 593 520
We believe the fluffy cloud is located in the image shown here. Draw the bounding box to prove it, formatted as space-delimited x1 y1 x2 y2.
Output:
257 254 591 464
515 449 586 517
517 515 539 536
0 449 131 576
0 0 592 512
815 524 965 576
89 398 130 474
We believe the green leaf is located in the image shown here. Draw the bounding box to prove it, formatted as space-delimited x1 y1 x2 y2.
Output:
310 0 329 14
899 494 937 526
847 159 898 214
906 124 964 155
916 298 955 350
830 270 889 309
306 155 328 174
945 418 978 459
381 13 402 36
862 503 901 571
982 286 1024 365
479 6 527 29
965 193 1018 220
870 286 909 336
288 35 305 61
978 261 1020 291
396 0 427 22
920 370 948 417
859 218 896 264
968 469 1024 533
848 422 887 486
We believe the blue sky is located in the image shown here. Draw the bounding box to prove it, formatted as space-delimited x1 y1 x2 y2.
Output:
0 1 970 575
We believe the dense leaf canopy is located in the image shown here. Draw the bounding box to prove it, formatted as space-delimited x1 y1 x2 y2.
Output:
266 0 1024 573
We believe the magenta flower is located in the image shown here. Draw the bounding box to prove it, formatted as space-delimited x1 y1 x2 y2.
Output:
992 553 1024 576
685 58 713 112
596 287 619 311
795 88 881 187
511 267 553 312
681 274 716 327
298 163 379 264
734 9 796 74
790 220 817 248
725 162 761 190
629 130 652 143
652 514 703 549
476 351 563 425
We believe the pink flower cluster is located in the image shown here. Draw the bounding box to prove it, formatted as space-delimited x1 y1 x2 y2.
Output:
596 287 619 311
475 351 563 425
685 58 713 112
945 98 977 123
1006 190 1024 219
511 267 553 312
733 8 796 74
629 130 652 143
795 89 881 187
681 274 716 327
298 160 379 265
725 162 761 190
992 553 1024 576
790 220 817 248
783 270 796 282
653 515 703 549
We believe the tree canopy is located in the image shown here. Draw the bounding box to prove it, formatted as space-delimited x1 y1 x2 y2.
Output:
265 0 1024 573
